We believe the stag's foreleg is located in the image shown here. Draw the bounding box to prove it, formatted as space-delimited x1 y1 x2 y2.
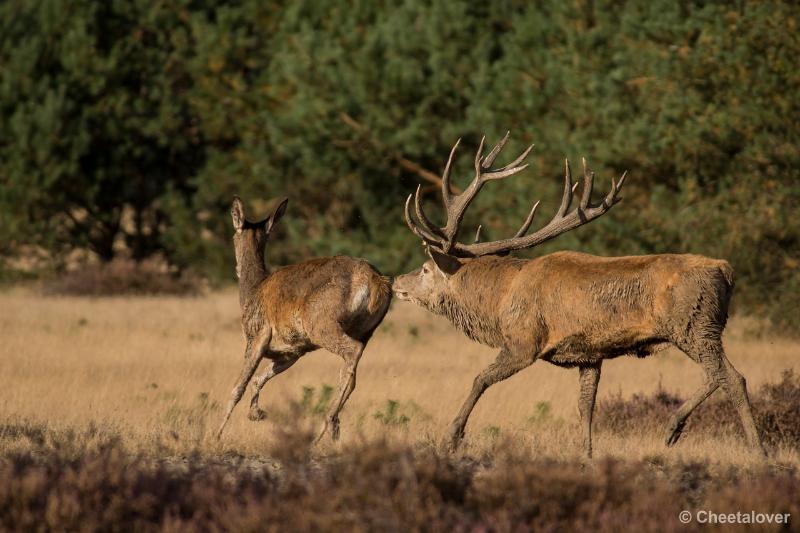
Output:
578 362 602 458
315 335 365 443
247 357 299 421
445 347 536 452
216 330 271 439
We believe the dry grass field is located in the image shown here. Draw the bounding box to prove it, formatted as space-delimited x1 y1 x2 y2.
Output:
1 286 798 465
1 286 799 530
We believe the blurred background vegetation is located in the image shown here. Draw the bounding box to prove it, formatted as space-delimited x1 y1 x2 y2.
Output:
0 0 797 332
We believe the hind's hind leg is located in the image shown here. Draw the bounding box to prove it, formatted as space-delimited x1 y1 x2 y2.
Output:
248 357 298 421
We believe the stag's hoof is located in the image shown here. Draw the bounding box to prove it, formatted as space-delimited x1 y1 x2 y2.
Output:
443 427 465 453
329 417 341 441
664 420 685 447
248 407 267 421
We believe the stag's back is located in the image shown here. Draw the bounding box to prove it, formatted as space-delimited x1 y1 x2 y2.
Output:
435 251 734 358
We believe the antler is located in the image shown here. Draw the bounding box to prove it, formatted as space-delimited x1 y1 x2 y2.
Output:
404 132 534 254
404 133 627 258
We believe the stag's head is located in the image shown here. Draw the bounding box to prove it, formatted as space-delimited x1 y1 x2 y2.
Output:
393 132 626 305
393 249 465 309
230 196 288 280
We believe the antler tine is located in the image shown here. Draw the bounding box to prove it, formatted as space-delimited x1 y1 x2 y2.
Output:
441 138 461 210
481 144 534 182
413 185 447 240
474 225 482 243
557 159 574 217
404 194 425 239
482 131 510 169
514 200 540 238
617 170 628 191
580 157 595 209
495 143 535 173
602 170 627 206
483 162 530 181
404 193 442 244
473 135 486 174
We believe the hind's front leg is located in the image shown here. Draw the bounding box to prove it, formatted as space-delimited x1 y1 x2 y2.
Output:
216 330 271 439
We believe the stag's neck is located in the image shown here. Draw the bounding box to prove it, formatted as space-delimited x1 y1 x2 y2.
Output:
237 254 268 309
428 285 505 349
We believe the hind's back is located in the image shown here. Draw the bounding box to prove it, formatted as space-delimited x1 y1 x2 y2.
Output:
258 256 390 342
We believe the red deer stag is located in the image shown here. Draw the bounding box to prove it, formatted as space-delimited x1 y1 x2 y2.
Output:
217 196 391 442
393 133 764 457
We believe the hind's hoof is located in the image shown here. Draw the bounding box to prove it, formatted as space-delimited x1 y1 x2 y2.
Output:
248 408 267 421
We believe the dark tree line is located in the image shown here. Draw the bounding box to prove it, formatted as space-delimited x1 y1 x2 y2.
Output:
1 0 798 331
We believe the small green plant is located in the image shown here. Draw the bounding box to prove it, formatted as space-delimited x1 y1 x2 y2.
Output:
527 401 553 426
374 400 410 427
483 425 501 439
299 385 334 417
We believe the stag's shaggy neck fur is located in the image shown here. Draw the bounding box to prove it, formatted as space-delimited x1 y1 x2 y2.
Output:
428 257 526 348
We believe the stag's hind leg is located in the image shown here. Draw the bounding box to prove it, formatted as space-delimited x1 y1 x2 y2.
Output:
675 340 764 455
664 377 718 446
719 355 764 455
578 363 602 458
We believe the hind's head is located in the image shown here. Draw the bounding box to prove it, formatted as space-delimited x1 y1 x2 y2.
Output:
230 196 288 280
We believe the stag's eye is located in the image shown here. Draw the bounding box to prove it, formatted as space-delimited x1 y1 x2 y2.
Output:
421 266 429 274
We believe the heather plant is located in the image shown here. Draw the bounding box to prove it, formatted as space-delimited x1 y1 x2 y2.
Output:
596 369 800 451
0 420 797 531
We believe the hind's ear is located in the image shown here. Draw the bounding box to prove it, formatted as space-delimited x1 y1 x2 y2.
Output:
231 196 246 232
428 247 464 278
266 197 289 233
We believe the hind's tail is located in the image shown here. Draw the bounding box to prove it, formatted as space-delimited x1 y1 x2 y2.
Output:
718 260 735 289
367 273 392 315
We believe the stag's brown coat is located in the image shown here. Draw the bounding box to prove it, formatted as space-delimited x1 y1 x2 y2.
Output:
217 197 391 441
394 133 764 457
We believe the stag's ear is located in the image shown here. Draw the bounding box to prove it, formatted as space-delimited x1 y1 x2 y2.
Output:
231 196 246 232
266 197 289 233
428 247 464 278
